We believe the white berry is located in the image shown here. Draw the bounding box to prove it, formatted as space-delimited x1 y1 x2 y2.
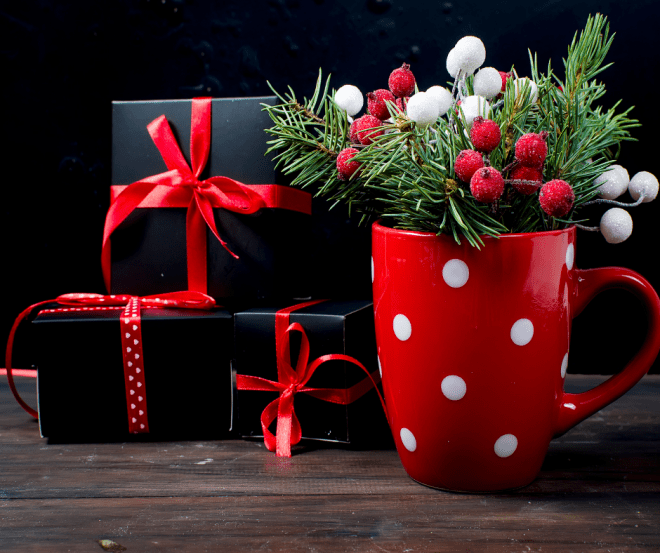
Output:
473 67 502 99
600 208 633 244
335 85 363 117
513 78 538 103
459 95 490 126
628 171 659 203
453 36 486 75
446 48 462 78
595 165 629 200
426 86 453 116
407 92 440 126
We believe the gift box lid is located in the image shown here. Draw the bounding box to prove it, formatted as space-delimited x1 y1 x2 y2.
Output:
112 96 279 186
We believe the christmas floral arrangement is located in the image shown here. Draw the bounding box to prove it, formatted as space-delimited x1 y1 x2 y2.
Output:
263 14 658 247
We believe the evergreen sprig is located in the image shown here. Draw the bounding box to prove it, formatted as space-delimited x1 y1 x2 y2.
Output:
263 14 639 246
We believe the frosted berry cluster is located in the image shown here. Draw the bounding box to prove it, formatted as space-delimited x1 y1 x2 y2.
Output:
331 33 657 245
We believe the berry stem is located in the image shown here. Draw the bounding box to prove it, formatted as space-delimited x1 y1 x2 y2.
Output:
574 223 601 232
504 178 542 189
582 195 645 208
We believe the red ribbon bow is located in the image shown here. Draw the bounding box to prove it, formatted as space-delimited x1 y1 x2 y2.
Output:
236 301 386 457
4 291 216 431
101 97 269 295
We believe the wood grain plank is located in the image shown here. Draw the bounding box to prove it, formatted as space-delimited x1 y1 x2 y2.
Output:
1 493 659 552
1 375 659 552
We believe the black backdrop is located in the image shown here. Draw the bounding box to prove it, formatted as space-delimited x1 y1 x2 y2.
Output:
2 0 660 374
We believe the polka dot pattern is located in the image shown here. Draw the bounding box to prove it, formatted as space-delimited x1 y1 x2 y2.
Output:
121 297 149 434
510 319 534 346
494 434 518 458
561 353 569 379
393 314 412 341
566 243 574 271
400 428 417 452
441 375 467 401
442 259 469 288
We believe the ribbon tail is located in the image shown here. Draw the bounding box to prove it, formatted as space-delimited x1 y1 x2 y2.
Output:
5 300 55 418
261 398 280 453
195 192 239 259
275 392 297 458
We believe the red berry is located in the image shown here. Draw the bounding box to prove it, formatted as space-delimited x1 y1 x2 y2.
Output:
336 148 361 180
454 149 484 182
539 179 574 217
470 117 501 153
388 63 416 98
395 96 409 113
470 167 505 203
350 115 384 145
367 89 396 120
499 71 512 93
515 132 548 168
510 166 543 195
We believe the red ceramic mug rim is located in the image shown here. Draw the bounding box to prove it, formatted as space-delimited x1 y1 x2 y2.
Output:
372 220 575 241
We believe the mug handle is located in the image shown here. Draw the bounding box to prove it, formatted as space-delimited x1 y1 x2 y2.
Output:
554 267 660 436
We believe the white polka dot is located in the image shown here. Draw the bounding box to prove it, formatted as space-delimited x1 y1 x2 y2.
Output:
130 390 135 395
441 375 467 400
377 355 382 377
494 434 518 458
132 417 137 423
137 382 142 387
138 396 143 402
400 428 417 452
561 353 569 378
132 324 138 331
510 319 534 346
442 259 469 288
393 314 412 341
371 256 375 283
566 243 574 271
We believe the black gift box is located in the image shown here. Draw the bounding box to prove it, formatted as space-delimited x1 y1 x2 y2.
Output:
109 97 311 305
234 300 392 447
33 305 233 440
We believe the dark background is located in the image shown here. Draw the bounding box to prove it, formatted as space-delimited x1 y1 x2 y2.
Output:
2 0 659 374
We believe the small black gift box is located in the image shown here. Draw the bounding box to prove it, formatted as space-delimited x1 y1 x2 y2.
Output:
234 300 392 452
32 295 233 440
106 97 312 306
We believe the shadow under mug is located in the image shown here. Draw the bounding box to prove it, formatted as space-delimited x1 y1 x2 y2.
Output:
372 222 660 492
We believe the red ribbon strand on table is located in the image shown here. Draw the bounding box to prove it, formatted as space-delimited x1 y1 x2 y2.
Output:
101 97 311 295
4 291 216 433
236 300 387 458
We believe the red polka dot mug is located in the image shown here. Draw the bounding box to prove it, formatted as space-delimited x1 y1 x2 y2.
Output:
372 222 660 492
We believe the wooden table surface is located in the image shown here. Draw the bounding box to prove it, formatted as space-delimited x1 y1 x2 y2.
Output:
1 375 659 552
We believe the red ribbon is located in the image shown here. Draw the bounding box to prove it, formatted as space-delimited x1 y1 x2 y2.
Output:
4 291 216 432
235 300 387 458
101 97 311 295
